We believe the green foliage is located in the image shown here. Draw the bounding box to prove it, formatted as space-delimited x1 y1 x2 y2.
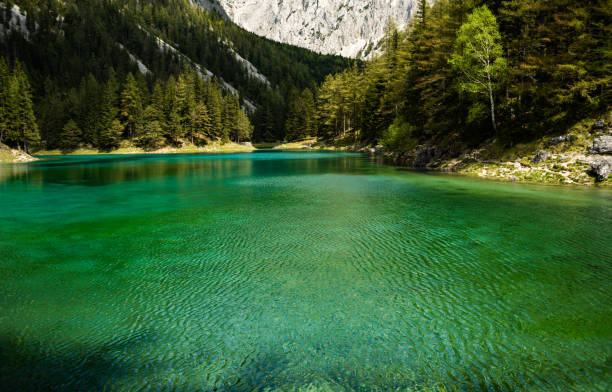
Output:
416 0 428 25
285 88 316 141
120 73 143 141
381 118 417 151
310 0 610 149
60 120 82 153
136 106 165 151
1 0 351 145
190 103 211 145
450 5 507 131
98 119 123 152
0 60 40 152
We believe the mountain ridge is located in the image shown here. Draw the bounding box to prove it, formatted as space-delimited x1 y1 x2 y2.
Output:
198 0 423 58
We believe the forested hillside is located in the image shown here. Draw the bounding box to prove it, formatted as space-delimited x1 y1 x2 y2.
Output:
0 0 350 152
288 0 610 152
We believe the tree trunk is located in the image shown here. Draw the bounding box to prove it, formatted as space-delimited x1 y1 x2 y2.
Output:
487 73 497 134
488 85 497 134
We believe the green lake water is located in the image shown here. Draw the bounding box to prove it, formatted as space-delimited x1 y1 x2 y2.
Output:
0 152 610 391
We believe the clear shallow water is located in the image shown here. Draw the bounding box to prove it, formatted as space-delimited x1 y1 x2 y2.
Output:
0 152 611 392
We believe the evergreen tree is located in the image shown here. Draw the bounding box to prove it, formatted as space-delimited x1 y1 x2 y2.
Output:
204 81 223 140
60 120 82 153
234 108 253 143
173 74 194 142
150 83 166 124
190 103 211 144
416 0 428 24
13 62 40 152
286 88 316 141
97 68 120 147
136 105 164 150
98 119 123 152
222 93 241 143
3 69 21 148
79 74 102 146
0 58 9 144
120 73 143 141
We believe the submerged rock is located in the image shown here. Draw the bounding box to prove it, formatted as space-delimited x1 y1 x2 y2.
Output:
589 157 612 182
531 150 550 164
591 136 612 154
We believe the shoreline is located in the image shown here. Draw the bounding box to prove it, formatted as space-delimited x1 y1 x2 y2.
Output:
34 141 256 157
0 143 39 164
5 134 611 186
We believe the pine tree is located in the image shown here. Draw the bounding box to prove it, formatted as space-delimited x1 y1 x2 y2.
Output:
120 73 143 141
97 68 119 148
98 119 123 152
173 74 193 141
37 78 66 150
190 103 211 144
136 105 164 150
60 119 82 153
13 62 40 152
222 93 241 143
416 0 428 24
79 74 101 146
234 109 253 143
286 88 316 141
0 58 9 144
150 82 166 124
4 72 21 148
204 81 223 140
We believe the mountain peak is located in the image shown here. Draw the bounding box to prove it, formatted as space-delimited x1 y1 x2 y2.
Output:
199 0 421 58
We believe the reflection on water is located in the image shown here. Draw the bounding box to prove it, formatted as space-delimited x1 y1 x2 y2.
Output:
0 152 611 391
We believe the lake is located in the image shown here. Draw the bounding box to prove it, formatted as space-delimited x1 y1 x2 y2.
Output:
0 152 610 391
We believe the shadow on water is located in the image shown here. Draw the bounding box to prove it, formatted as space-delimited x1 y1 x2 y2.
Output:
1 333 611 391
0 331 159 392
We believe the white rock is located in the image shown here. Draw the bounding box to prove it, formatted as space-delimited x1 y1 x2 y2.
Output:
199 0 428 58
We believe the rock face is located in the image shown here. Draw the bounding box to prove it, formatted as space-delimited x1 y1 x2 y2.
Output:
590 157 612 182
591 136 612 154
531 150 550 164
199 0 424 58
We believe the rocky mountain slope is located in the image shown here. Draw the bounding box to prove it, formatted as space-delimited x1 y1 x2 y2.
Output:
200 0 422 58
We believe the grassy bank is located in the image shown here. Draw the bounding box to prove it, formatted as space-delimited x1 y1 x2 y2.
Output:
441 117 612 186
0 143 38 163
35 141 256 157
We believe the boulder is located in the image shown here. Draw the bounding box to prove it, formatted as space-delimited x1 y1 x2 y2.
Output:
589 157 612 182
591 120 606 132
591 136 612 154
531 150 550 164
413 145 444 168
548 134 572 146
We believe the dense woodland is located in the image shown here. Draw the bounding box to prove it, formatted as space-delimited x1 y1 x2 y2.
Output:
0 0 350 151
287 0 611 150
0 0 610 153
